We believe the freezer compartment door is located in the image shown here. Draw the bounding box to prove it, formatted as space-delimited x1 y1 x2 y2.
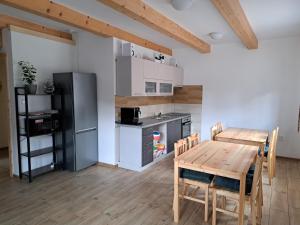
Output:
73 73 98 131
75 128 98 171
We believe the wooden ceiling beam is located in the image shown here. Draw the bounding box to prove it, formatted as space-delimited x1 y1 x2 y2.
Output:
0 14 73 42
211 0 258 49
0 0 172 55
98 0 211 53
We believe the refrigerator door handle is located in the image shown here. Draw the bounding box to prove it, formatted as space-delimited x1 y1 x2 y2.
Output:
76 127 97 134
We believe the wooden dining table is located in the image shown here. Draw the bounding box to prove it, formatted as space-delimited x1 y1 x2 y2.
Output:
215 127 269 157
173 141 258 225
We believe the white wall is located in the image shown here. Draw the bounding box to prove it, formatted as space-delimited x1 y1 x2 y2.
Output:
75 32 116 165
7 30 75 174
174 36 300 158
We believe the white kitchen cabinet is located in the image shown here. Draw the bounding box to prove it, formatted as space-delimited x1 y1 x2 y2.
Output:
158 63 172 80
143 59 158 79
159 81 173 95
116 56 184 96
144 79 158 96
173 67 184 87
116 56 144 96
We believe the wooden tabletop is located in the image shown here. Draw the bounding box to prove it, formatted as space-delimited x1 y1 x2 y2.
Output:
173 141 258 225
215 127 269 146
175 141 258 179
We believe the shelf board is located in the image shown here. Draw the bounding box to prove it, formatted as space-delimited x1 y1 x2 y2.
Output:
15 88 62 96
21 146 57 157
18 110 60 118
18 93 53 96
20 129 62 137
22 164 54 177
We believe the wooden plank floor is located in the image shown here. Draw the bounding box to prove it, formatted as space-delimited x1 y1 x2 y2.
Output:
0 156 298 225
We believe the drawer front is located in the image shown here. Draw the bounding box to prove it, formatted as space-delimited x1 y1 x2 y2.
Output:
142 125 158 166
167 119 182 153
142 141 153 166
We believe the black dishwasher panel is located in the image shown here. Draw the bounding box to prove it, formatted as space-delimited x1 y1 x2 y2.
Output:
142 125 158 166
167 119 182 153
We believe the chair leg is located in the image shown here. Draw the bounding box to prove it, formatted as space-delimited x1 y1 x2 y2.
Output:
212 189 217 225
258 195 263 223
205 187 209 222
268 168 272 185
267 162 272 185
259 177 263 206
251 200 256 225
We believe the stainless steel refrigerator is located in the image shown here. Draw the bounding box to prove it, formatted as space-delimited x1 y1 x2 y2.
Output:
53 72 98 171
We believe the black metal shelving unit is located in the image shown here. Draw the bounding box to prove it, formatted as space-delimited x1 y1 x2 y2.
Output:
15 87 66 183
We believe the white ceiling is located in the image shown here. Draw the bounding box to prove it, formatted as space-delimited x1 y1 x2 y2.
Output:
1 0 300 50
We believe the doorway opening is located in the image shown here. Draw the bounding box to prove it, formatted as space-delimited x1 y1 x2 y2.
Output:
0 53 12 177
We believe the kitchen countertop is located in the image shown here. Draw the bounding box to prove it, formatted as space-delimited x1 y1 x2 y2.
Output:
116 112 191 128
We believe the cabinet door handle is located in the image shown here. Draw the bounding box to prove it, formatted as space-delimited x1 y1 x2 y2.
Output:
298 106 300 133
76 127 97 134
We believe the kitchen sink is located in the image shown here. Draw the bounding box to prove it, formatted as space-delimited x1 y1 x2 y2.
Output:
152 115 171 120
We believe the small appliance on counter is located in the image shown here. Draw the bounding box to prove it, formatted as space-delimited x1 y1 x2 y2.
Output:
120 107 142 125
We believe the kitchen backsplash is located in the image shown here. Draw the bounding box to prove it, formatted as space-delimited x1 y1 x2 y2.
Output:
139 104 174 118
116 103 202 137
144 103 202 136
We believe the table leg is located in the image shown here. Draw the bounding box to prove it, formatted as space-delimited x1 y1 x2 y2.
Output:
258 144 265 205
258 175 263 223
238 174 246 225
259 143 265 158
173 161 180 223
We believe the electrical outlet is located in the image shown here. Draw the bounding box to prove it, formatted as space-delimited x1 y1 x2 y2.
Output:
278 135 284 142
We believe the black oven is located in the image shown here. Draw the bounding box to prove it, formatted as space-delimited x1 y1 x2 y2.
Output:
182 116 191 138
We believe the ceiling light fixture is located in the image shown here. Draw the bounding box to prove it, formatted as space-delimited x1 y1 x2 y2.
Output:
171 0 193 11
209 32 224 40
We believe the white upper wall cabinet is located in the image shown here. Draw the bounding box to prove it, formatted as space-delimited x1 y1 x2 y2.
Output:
116 56 183 96
158 63 172 81
173 67 184 87
116 56 145 96
143 60 159 79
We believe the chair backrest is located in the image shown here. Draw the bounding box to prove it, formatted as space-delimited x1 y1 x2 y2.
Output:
187 133 200 149
268 127 279 177
216 122 224 133
251 155 263 199
273 127 279 160
211 122 223 140
174 138 188 158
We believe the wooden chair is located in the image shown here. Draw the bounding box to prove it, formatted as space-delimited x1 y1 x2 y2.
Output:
174 139 214 222
272 127 279 177
264 127 279 185
211 122 223 140
174 138 188 158
212 156 263 225
216 122 224 133
187 133 200 149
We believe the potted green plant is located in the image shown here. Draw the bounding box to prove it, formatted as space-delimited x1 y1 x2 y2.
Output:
18 61 37 94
